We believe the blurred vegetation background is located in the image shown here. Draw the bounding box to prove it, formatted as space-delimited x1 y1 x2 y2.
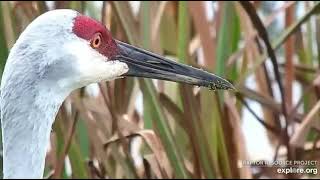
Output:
0 1 320 179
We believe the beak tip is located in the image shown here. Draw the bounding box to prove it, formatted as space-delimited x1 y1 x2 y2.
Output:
217 82 236 91
225 81 237 91
208 76 236 91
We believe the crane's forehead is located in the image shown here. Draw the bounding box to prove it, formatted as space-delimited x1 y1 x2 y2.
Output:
72 15 119 58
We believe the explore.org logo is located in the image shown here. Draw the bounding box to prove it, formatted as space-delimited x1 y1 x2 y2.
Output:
238 160 318 175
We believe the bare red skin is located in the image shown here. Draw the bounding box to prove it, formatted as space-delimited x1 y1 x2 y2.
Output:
72 15 119 59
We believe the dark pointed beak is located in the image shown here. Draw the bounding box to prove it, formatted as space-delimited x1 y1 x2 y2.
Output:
114 40 235 90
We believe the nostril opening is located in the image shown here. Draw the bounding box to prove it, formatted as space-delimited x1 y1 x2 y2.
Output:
153 62 175 71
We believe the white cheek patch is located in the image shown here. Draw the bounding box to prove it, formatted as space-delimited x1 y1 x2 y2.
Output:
59 39 129 90
93 60 129 81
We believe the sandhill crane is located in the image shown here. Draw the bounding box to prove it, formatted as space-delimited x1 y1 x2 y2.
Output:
0 9 234 178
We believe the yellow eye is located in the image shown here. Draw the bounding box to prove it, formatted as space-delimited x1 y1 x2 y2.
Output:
91 33 102 48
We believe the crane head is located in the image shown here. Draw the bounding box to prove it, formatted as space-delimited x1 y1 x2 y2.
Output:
72 12 234 91
10 9 234 92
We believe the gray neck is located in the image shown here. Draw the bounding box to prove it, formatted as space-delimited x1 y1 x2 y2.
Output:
0 43 72 178
0 9 79 178
0 23 76 178
1 84 68 178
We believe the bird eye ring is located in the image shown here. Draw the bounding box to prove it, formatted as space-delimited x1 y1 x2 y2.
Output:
91 33 102 48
